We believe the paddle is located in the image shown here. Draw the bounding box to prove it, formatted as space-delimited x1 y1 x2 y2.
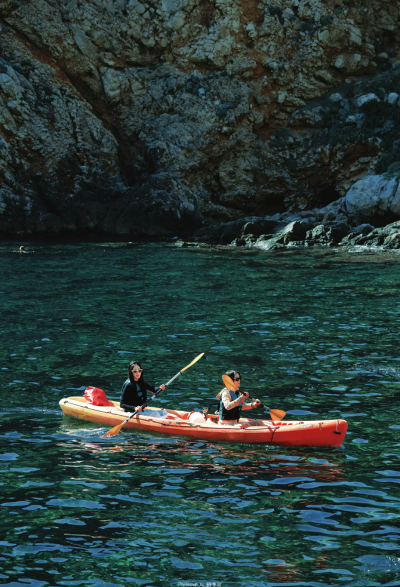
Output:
222 374 286 421
102 353 205 437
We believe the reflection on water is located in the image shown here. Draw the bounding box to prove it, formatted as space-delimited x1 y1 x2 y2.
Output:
1 242 400 585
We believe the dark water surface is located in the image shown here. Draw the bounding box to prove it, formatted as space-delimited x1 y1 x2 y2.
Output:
1 242 400 587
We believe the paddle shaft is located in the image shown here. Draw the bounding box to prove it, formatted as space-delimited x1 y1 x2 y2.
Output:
102 353 205 437
117 370 183 428
240 394 282 415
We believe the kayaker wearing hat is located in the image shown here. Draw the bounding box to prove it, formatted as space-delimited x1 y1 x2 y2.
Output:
120 361 165 413
216 370 260 425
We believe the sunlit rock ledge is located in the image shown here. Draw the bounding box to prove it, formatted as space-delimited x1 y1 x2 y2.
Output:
192 174 400 249
182 216 400 251
0 0 399 237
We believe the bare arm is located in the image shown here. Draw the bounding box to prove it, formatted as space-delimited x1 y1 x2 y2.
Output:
216 389 242 411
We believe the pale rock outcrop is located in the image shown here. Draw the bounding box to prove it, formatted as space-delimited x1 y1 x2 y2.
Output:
279 220 312 242
387 92 399 105
334 54 371 75
356 93 380 107
345 175 400 224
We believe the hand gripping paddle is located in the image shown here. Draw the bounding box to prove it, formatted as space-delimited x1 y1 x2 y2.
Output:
222 374 286 422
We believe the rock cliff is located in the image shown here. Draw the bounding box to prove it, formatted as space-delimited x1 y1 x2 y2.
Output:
0 0 399 236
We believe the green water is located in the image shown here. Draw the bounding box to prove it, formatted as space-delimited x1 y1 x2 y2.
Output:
1 242 400 587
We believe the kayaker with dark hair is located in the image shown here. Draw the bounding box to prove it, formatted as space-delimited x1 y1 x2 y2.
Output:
120 361 165 413
216 370 260 425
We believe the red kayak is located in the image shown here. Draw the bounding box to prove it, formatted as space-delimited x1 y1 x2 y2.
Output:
59 397 347 447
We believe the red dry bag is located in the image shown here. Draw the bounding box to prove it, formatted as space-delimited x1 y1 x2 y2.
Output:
84 386 114 407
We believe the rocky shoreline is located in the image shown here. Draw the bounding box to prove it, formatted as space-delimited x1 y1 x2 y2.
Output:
186 217 400 251
187 173 400 251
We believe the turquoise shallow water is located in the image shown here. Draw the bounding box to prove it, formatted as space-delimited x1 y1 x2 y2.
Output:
0 241 400 587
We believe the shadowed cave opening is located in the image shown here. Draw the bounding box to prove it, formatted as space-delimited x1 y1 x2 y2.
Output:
314 184 342 208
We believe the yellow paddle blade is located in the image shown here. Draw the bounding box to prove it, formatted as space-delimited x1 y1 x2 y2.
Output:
181 352 204 373
270 409 286 421
222 374 239 391
102 423 124 437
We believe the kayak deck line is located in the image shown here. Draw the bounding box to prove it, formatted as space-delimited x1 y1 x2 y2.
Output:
62 398 290 430
59 397 348 447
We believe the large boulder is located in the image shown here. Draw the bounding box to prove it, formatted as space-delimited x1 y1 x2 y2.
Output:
306 222 350 245
345 175 400 224
280 220 314 243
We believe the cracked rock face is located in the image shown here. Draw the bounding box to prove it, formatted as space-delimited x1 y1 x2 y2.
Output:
0 0 399 235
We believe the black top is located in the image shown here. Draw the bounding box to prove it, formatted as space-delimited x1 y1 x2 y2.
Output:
120 378 157 412
219 388 242 422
